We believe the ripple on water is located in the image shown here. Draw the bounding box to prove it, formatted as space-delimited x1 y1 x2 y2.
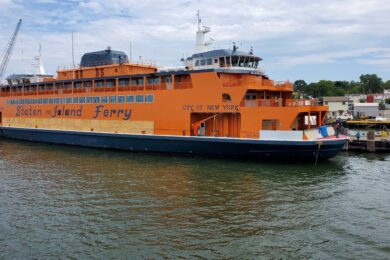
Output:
0 140 389 259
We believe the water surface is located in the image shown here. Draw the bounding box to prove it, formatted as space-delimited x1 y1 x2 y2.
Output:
0 139 389 259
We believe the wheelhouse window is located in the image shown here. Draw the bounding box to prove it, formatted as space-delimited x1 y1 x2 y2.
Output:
225 56 231 67
220 56 260 68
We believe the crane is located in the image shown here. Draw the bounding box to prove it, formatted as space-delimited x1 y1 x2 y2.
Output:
0 19 22 83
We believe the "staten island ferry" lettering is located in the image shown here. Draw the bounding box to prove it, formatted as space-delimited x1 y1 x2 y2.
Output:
93 105 132 120
52 105 83 117
16 106 42 116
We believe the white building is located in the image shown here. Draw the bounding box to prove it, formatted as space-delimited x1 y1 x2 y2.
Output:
353 103 379 117
321 96 349 117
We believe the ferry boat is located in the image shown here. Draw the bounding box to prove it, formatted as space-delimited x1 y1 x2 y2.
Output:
0 15 347 160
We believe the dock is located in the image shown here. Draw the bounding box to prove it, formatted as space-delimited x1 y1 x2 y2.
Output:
343 136 390 152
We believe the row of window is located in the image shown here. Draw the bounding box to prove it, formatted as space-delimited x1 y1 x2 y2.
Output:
7 94 154 105
195 58 215 66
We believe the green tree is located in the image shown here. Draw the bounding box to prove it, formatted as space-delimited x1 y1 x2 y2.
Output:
349 80 362 94
359 74 383 93
383 80 390 90
306 80 334 97
334 81 350 90
293 80 307 92
305 82 318 97
332 88 346 96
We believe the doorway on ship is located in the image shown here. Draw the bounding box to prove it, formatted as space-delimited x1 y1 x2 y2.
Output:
292 112 324 130
190 113 241 137
0 111 2 126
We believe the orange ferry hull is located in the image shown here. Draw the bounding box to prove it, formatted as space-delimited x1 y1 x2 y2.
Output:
0 127 346 160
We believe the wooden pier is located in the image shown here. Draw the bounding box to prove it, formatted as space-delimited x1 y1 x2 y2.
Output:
343 131 390 152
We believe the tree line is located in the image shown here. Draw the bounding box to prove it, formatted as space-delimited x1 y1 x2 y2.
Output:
294 74 390 98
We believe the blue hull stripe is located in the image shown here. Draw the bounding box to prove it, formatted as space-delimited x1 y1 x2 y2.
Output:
0 127 347 160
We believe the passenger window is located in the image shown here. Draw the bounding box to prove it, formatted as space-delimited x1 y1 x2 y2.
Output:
109 96 117 103
145 95 154 103
195 60 200 66
207 58 212 65
136 95 144 103
126 96 134 103
200 59 206 66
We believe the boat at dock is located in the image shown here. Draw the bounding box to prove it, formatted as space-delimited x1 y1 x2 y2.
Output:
0 15 347 160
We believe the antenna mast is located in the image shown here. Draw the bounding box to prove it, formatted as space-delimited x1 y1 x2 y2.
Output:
195 11 211 53
129 40 132 63
0 19 22 82
196 10 201 30
72 31 75 67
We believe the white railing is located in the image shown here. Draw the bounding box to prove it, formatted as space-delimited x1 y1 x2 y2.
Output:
158 66 186 72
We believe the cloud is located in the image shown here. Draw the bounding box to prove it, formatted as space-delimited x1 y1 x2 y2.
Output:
1 0 389 81
273 48 390 67
78 1 103 12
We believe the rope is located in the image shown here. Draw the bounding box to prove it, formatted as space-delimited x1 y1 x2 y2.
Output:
315 141 322 167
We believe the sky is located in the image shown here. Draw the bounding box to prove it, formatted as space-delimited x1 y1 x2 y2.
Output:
0 0 389 83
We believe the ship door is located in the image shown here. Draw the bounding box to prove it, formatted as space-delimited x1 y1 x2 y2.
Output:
198 123 206 136
0 111 2 125
190 113 241 137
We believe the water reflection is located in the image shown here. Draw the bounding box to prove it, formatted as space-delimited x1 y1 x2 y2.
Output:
0 139 388 259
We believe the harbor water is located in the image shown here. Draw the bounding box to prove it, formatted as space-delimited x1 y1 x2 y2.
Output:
0 139 389 259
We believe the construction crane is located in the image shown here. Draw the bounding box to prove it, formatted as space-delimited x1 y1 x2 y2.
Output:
0 19 22 83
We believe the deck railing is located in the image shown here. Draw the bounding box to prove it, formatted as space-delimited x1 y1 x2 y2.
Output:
1 81 186 97
243 99 320 107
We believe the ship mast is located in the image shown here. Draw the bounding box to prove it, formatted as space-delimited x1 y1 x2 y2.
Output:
34 43 46 75
195 11 212 53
